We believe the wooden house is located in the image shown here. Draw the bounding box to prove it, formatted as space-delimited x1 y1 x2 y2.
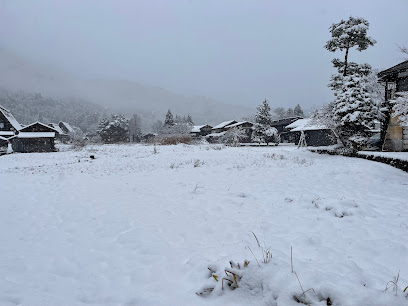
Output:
190 125 213 137
49 123 70 143
378 60 408 151
211 120 237 133
270 117 303 143
0 105 22 138
286 118 338 147
9 122 57 153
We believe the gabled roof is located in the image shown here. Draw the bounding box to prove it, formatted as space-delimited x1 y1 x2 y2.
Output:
287 118 327 131
0 136 8 141
271 116 303 127
20 121 60 133
60 122 74 133
378 60 408 79
0 105 22 131
48 123 65 134
191 125 212 133
224 121 253 129
212 120 237 130
0 131 14 136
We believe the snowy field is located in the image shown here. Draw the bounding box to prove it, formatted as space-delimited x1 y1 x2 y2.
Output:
0 144 408 305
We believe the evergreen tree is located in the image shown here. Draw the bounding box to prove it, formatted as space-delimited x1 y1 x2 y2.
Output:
325 16 376 76
294 104 304 117
286 108 294 117
164 109 175 126
252 99 280 145
322 16 380 151
274 107 286 119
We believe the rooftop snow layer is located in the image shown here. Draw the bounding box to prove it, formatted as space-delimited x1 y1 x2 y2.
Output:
0 105 22 131
287 118 327 131
212 120 236 130
11 132 55 139
191 125 206 133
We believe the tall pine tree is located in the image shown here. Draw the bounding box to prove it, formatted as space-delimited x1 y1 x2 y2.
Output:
252 99 280 145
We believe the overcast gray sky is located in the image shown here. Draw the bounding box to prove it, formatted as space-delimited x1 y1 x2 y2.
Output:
0 0 407 109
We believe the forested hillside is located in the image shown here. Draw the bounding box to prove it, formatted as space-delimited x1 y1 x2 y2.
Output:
0 89 108 132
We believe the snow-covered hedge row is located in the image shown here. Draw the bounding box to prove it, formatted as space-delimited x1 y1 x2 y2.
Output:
309 148 408 173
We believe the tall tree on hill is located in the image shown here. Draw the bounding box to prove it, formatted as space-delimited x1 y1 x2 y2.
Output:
294 104 304 117
252 99 280 145
325 16 376 76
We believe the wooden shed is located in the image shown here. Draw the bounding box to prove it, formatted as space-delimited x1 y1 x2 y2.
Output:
190 125 213 137
9 132 56 153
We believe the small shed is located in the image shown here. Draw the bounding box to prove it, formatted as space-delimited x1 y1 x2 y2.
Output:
9 132 56 153
190 125 213 137
287 119 338 147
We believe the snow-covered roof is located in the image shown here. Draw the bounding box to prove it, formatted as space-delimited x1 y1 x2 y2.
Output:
10 132 55 139
191 125 206 133
224 121 252 129
0 131 14 136
20 121 60 133
0 105 22 131
48 123 65 134
60 122 74 133
288 118 328 132
212 120 236 130
0 136 8 141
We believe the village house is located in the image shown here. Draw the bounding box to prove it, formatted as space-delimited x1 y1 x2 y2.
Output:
270 116 303 143
378 60 408 151
224 121 254 142
8 122 57 153
49 123 70 143
190 125 213 137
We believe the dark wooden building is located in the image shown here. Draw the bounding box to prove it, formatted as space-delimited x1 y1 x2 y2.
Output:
378 60 408 151
224 121 254 143
49 123 70 143
287 119 338 147
9 122 57 152
190 125 213 137
0 105 22 138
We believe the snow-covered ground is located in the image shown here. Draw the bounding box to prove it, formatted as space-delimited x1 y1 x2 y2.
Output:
0 144 407 305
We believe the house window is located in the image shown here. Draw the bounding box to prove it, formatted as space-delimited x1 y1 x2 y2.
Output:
0 123 4 128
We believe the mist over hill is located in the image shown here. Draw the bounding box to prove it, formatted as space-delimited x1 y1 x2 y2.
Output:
0 49 254 130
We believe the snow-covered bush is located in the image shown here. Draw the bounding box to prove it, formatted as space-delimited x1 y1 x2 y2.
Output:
221 127 247 146
97 114 130 143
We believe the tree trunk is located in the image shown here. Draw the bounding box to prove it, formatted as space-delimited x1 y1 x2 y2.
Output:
343 47 349 76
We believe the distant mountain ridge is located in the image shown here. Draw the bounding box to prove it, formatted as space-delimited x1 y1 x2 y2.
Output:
0 49 253 128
